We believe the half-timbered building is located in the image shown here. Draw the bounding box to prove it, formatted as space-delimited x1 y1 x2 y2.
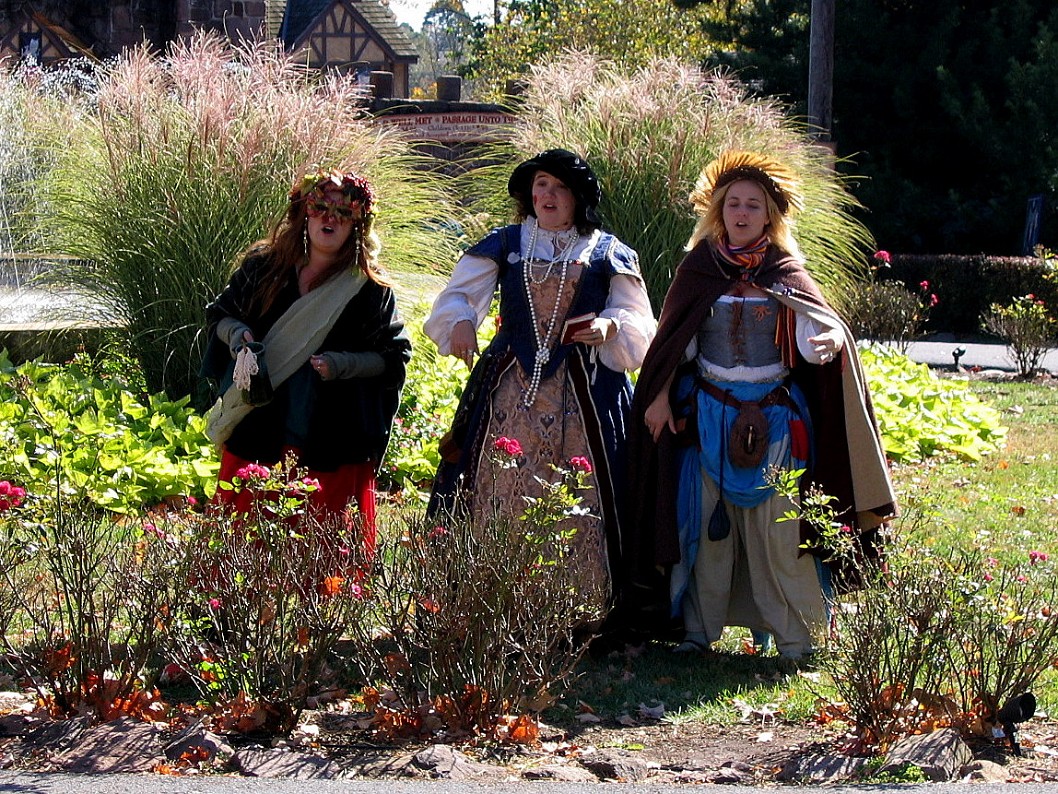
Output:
0 0 417 97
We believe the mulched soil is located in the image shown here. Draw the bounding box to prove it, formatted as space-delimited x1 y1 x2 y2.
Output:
304 707 1058 784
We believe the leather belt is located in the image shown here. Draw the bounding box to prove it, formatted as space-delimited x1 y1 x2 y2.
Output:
697 378 797 412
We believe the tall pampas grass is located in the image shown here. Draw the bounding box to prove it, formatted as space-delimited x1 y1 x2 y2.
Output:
466 52 872 311
23 33 459 400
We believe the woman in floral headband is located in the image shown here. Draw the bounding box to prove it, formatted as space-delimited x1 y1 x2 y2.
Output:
200 165 411 556
625 150 896 659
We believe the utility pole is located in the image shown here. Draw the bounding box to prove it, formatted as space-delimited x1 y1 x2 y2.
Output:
807 0 834 145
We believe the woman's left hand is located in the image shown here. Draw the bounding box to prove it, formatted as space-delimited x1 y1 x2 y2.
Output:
310 354 333 380
808 330 843 364
572 318 616 347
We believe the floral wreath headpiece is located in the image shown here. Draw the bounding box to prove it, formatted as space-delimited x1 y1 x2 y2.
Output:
289 165 375 216
690 150 803 217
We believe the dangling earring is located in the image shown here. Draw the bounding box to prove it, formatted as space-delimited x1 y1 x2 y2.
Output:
303 222 309 259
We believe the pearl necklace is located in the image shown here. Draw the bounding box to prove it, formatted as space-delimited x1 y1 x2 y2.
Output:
521 218 576 408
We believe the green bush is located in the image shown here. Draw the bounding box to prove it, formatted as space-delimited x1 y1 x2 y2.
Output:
0 350 216 512
886 253 1058 334
859 344 1006 462
378 314 467 500
844 279 934 353
981 294 1057 377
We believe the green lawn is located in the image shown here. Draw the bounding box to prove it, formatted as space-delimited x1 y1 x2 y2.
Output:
566 377 1058 731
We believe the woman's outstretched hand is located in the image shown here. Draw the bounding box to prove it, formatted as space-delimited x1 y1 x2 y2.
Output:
808 329 843 364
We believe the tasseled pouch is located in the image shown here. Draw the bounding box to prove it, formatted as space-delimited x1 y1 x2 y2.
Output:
707 500 731 541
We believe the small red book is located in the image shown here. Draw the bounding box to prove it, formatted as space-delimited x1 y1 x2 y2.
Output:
561 313 597 344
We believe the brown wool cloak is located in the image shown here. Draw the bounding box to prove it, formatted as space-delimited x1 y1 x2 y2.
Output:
623 241 897 598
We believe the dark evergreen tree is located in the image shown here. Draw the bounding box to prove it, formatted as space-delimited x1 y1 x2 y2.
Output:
683 0 1058 254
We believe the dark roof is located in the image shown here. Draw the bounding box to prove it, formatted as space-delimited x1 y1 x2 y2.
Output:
281 0 416 59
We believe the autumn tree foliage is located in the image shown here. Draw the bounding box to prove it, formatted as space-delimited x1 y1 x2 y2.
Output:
464 0 717 98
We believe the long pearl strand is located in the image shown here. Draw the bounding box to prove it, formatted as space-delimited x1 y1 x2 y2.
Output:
521 218 573 409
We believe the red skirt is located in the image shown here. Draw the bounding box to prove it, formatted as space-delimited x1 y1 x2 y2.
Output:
212 446 377 560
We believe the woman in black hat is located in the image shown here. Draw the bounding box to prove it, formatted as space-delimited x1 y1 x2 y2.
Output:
424 148 656 610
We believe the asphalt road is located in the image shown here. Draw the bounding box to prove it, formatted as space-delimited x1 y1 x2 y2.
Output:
4 774 1058 794
902 335 1058 375
0 775 1051 793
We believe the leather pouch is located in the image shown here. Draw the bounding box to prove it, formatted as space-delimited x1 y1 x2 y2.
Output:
728 401 769 468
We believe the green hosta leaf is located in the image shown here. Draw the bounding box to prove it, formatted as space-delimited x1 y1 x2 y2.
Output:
119 391 149 421
0 355 216 511
861 344 1006 463
73 409 105 435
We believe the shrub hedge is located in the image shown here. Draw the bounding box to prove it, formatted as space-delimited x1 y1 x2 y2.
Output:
883 255 1058 334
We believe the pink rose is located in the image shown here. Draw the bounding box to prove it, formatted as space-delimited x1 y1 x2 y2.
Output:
569 456 593 474
873 250 891 264
235 463 270 481
0 481 25 511
493 436 523 456
919 280 930 291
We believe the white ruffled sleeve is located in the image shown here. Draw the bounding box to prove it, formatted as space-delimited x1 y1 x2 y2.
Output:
597 273 657 372
423 254 499 356
795 311 846 365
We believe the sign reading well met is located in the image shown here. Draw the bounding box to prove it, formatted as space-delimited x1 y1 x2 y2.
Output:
375 112 514 143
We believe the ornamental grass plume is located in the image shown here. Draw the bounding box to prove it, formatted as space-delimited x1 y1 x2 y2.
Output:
20 32 460 401
464 51 872 310
0 68 49 258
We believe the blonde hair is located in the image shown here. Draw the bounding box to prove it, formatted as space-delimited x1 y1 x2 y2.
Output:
685 180 801 258
685 150 804 258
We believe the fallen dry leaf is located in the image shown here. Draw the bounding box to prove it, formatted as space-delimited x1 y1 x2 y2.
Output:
638 702 665 720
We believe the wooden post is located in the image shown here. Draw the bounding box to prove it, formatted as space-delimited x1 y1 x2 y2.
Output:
807 0 834 143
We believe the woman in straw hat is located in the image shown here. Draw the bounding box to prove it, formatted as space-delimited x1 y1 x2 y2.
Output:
625 150 896 659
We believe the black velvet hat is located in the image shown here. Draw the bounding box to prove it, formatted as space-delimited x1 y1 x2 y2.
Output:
508 148 602 229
